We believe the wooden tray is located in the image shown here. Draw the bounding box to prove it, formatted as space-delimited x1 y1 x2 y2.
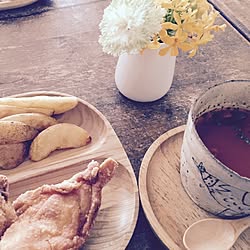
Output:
139 125 250 250
0 0 38 11
0 91 139 250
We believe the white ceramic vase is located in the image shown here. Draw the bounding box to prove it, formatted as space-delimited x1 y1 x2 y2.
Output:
115 49 176 102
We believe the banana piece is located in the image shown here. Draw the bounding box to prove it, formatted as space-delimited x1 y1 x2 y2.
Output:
0 104 54 118
0 121 38 144
1 113 58 131
0 96 78 114
29 123 91 161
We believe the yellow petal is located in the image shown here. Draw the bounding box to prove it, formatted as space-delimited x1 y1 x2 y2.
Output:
179 42 193 51
170 46 179 56
147 42 161 50
183 22 199 33
162 22 178 30
161 35 175 45
188 49 197 58
210 24 226 32
159 46 171 56
176 29 188 42
159 29 167 38
173 11 182 25
162 3 173 9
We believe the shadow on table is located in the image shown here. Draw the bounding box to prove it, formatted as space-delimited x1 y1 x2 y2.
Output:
0 0 54 21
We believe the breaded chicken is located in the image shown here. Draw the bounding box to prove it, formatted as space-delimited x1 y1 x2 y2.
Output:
0 158 117 250
0 175 16 237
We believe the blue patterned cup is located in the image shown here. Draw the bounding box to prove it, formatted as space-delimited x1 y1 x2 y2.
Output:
180 80 250 218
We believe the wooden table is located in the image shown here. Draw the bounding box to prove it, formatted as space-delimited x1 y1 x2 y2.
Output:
0 1 249 249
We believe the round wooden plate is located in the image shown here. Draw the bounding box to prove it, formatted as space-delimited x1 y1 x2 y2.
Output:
139 125 250 250
0 0 38 11
0 91 139 250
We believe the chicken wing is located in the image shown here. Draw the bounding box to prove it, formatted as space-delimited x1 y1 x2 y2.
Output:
0 175 16 237
0 158 117 250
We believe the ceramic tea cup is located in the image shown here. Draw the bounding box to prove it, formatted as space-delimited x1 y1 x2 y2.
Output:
180 80 250 219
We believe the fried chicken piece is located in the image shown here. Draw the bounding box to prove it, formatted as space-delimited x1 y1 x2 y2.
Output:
0 158 117 250
0 175 17 237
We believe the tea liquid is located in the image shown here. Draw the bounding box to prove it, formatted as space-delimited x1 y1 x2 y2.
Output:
195 108 250 178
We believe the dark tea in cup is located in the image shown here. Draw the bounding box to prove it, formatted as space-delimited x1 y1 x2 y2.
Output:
195 108 250 178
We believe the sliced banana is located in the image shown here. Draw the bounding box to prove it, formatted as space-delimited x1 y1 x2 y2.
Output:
0 104 54 118
29 123 91 161
0 96 78 114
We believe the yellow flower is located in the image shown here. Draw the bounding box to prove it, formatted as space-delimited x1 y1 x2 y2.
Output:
151 0 226 57
159 28 192 56
188 31 214 57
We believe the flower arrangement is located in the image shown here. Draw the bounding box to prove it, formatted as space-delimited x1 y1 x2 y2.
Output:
99 0 226 57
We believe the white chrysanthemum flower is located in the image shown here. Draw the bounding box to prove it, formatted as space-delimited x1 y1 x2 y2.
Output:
99 0 166 56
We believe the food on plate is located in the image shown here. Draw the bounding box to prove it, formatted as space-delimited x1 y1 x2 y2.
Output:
0 175 17 237
0 121 38 144
0 96 78 114
0 95 90 168
0 142 29 170
0 104 54 118
1 113 58 131
29 123 91 161
0 158 117 249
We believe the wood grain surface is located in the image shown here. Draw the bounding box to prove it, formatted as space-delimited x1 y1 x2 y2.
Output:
0 1 249 249
139 126 250 250
209 0 250 41
0 91 139 250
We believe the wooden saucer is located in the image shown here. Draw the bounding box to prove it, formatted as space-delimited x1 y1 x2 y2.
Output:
139 125 249 250
0 0 38 11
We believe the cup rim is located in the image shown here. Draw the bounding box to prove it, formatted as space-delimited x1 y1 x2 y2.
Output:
189 79 250 183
